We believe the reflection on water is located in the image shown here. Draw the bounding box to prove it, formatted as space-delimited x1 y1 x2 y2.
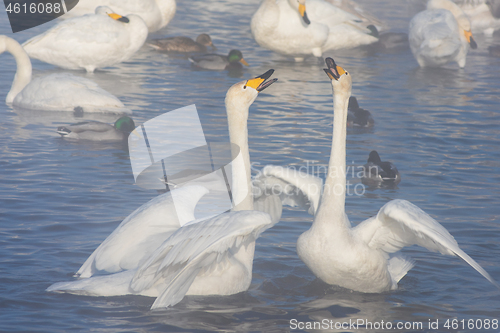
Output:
0 0 499 332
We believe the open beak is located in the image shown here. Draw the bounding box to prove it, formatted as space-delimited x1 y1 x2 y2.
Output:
108 13 130 23
298 3 311 25
239 58 249 66
245 69 278 92
323 57 346 81
464 30 477 49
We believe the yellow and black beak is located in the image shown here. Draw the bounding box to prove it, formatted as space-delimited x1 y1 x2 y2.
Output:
244 69 278 92
464 30 477 49
108 13 130 23
323 57 346 81
298 3 311 25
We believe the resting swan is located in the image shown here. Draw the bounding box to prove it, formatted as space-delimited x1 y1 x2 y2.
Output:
409 0 477 68
47 70 282 309
23 6 148 72
296 57 499 292
251 0 379 61
62 0 176 32
1 36 131 114
456 0 500 36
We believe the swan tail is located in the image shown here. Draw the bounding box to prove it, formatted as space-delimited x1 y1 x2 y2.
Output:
388 254 415 286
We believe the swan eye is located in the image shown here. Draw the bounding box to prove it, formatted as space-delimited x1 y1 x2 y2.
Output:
243 85 247 89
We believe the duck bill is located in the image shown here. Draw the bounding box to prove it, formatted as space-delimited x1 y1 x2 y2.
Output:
210 43 217 51
108 13 130 23
239 58 249 66
464 30 477 49
298 3 311 25
246 69 278 92
323 57 345 81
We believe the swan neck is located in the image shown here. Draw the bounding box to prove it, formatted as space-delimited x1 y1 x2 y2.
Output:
3 37 32 104
314 84 350 228
226 100 253 211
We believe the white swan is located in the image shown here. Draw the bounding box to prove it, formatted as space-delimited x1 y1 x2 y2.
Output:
251 0 379 61
47 71 283 309
23 6 148 72
296 57 499 292
456 0 500 36
63 0 176 32
1 36 131 114
409 0 477 68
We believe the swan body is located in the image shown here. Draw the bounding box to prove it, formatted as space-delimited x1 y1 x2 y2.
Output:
61 0 176 32
251 0 378 60
409 0 477 68
296 57 499 293
362 150 400 185
149 34 215 53
1 36 130 113
23 7 148 72
56 116 135 142
47 71 281 309
456 0 500 35
347 96 374 127
189 50 248 70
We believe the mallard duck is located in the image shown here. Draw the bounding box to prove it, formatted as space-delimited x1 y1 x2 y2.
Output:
189 49 248 70
148 34 216 53
56 116 135 141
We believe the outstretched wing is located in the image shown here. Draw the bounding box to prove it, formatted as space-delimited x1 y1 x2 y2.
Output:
254 165 323 215
354 199 499 288
76 185 209 277
130 210 274 309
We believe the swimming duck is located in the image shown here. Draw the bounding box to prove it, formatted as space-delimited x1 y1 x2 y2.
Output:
23 6 148 72
189 49 248 70
56 116 135 142
47 70 284 309
409 0 477 68
60 0 176 32
148 34 216 53
251 0 379 61
362 150 400 185
296 57 499 293
347 96 374 127
1 36 130 113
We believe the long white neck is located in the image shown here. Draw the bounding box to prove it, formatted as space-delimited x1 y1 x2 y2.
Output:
313 83 351 231
226 99 253 211
2 37 32 104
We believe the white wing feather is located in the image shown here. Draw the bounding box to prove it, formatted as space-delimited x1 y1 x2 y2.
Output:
354 199 499 288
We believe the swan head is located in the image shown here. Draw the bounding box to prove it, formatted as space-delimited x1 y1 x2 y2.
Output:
225 69 278 113
323 57 352 94
427 0 477 49
95 6 130 23
287 0 311 25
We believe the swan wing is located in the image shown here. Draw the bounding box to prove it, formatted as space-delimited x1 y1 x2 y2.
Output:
76 185 209 277
255 165 323 215
130 210 274 308
354 199 499 288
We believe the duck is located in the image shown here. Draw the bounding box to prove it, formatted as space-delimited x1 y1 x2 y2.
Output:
347 96 374 127
409 0 477 68
296 57 499 293
61 0 176 32
22 6 148 72
189 49 248 70
56 116 135 142
488 45 500 57
148 34 216 53
250 0 379 61
1 36 131 113
361 150 400 185
47 70 285 309
456 0 500 36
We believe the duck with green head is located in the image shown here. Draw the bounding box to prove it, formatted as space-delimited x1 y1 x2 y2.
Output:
56 116 136 142
189 49 248 70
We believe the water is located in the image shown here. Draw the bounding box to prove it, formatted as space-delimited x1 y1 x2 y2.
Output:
1 1 500 332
